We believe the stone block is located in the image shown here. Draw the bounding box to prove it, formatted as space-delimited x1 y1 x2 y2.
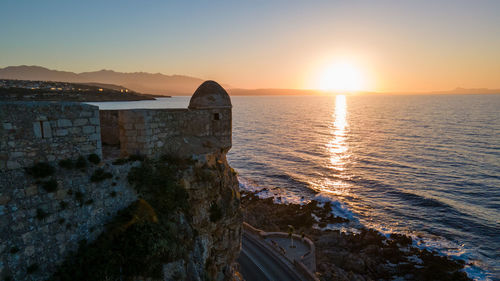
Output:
10 151 24 158
7 161 21 169
24 246 35 257
0 195 10 205
89 133 100 141
89 117 99 125
57 119 72 127
69 127 82 134
33 122 42 138
56 129 69 136
2 122 13 130
83 126 95 134
73 118 88 126
42 121 52 138
25 185 38 196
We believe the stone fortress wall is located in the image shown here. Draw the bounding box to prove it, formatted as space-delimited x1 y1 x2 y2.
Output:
0 81 233 280
0 102 102 170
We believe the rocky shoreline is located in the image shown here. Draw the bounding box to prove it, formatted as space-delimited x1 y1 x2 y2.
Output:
241 190 472 281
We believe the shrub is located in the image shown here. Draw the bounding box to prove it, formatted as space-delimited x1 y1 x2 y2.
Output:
87 154 100 165
59 201 68 210
58 159 74 169
52 200 189 281
36 208 48 220
209 202 223 222
75 191 84 204
127 158 188 214
112 158 128 165
75 156 87 169
41 178 58 192
91 169 113 182
10 246 19 254
128 154 145 162
26 162 54 178
27 264 38 274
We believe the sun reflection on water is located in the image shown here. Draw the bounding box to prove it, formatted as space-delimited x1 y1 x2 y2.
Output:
314 94 352 196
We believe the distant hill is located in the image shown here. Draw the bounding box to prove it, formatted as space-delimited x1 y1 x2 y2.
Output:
0 65 205 96
228 88 325 96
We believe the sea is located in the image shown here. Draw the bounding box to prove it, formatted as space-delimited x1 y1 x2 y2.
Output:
90 94 500 280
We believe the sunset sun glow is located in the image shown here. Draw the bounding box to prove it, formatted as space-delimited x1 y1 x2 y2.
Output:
318 62 367 92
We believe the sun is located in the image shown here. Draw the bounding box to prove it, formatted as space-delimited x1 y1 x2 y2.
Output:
318 61 367 92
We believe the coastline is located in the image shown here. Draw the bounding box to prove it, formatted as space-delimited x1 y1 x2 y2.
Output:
241 190 473 281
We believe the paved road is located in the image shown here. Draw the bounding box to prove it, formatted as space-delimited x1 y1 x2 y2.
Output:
238 232 303 281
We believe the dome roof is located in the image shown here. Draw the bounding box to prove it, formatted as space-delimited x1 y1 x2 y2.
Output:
188 81 232 109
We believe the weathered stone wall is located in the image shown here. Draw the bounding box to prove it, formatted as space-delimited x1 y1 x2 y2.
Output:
0 102 102 170
117 108 231 157
0 160 138 281
99 110 120 145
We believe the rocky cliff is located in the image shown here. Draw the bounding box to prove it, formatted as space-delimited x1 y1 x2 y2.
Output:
48 151 242 281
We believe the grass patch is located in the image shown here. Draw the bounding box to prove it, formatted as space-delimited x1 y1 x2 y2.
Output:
41 178 58 192
87 154 101 165
26 162 54 178
90 168 113 182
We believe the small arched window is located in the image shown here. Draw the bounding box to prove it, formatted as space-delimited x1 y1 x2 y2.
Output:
213 113 220 120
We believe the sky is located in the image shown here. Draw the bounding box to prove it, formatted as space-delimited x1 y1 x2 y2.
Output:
1 0 499 92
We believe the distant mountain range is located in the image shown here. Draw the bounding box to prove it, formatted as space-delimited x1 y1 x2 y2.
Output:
0 65 205 95
1 65 499 96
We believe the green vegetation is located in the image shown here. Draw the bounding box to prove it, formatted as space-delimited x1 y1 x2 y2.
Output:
90 168 112 182
59 201 68 210
9 247 19 254
84 199 94 205
75 191 84 204
110 191 117 197
41 178 58 192
111 158 128 165
52 155 195 281
127 155 191 214
36 208 48 220
75 156 87 169
52 200 191 280
26 264 38 274
58 218 65 224
209 202 223 222
87 153 100 164
58 159 74 169
26 162 54 178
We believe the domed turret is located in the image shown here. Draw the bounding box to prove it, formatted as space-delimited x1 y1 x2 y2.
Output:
188 81 232 109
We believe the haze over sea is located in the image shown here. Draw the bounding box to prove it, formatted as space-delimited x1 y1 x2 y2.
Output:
91 93 500 280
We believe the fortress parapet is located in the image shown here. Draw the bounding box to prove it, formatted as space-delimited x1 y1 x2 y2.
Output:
0 80 232 170
0 102 102 170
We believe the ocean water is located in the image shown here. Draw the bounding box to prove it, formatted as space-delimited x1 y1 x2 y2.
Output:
90 94 500 280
